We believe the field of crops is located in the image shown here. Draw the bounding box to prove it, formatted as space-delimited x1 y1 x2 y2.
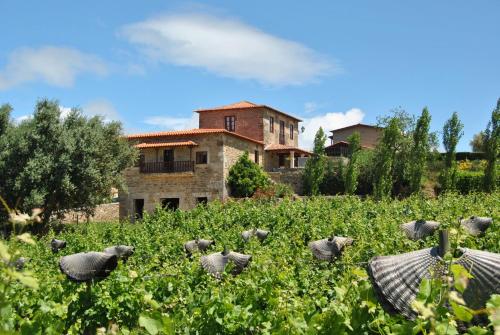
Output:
2 193 499 334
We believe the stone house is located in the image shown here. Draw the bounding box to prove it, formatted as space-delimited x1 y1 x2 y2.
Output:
119 101 310 220
325 123 383 157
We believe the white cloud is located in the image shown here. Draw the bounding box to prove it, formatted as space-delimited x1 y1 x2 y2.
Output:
59 106 73 119
82 99 120 122
299 108 365 149
14 115 32 123
144 113 199 130
0 46 107 90
121 13 335 85
304 102 319 114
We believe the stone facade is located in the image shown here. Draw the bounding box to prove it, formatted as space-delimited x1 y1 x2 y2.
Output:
329 124 382 148
120 101 310 221
119 132 262 221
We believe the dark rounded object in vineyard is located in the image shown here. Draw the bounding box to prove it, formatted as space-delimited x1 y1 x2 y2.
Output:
51 239 67 253
228 251 252 275
308 236 354 261
460 216 492 236
255 229 269 241
14 257 28 270
401 220 440 240
59 252 118 282
197 239 215 251
241 229 255 242
184 240 198 255
184 239 215 256
104 245 134 260
200 250 252 278
368 247 445 319
200 251 229 278
453 248 500 310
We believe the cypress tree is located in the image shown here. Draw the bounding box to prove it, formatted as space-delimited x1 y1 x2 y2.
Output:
483 99 500 192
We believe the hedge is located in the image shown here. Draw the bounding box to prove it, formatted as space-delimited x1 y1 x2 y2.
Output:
439 152 485 161
455 170 500 194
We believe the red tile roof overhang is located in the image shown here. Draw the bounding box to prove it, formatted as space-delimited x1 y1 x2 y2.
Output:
265 144 311 155
134 141 198 149
127 128 264 145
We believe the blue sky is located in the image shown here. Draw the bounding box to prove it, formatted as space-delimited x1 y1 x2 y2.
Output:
1 1 499 150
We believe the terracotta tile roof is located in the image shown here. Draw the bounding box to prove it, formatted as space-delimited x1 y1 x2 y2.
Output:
329 123 383 133
127 128 264 145
265 144 312 155
195 100 303 122
134 141 198 149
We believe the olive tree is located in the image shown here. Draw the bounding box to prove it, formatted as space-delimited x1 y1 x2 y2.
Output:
0 99 136 226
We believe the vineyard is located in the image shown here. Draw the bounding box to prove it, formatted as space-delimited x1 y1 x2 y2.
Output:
2 192 499 334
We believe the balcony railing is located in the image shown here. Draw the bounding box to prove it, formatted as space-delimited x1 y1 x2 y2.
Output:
279 133 285 145
139 161 194 173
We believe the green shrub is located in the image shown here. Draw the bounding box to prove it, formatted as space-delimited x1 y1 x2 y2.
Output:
455 169 500 194
227 152 270 197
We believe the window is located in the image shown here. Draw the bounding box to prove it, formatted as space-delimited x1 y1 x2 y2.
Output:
270 116 274 133
196 197 208 205
224 115 236 132
279 120 285 144
254 150 259 164
161 198 179 211
196 151 208 164
290 124 294 139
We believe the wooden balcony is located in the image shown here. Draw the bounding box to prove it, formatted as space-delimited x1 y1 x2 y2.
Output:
139 161 194 173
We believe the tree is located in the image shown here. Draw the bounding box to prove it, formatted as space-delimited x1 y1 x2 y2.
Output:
483 99 500 192
343 131 361 194
440 112 464 191
0 104 12 137
469 131 485 152
372 118 402 199
303 127 327 195
227 151 270 197
0 99 136 226
408 108 431 194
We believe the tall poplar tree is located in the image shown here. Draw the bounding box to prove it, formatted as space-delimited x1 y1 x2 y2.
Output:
344 131 361 194
303 127 327 195
440 112 464 191
483 99 500 192
408 108 431 194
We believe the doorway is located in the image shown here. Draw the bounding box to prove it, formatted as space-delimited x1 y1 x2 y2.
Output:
134 199 144 220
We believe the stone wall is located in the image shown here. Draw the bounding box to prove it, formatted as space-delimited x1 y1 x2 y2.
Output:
262 108 299 148
268 169 304 195
119 133 226 221
62 202 119 223
330 125 382 148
